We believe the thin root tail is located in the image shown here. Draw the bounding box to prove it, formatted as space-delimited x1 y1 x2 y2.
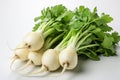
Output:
10 56 18 71
23 66 47 76
48 63 68 77
17 60 32 71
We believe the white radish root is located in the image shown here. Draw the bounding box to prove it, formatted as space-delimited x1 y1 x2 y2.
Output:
25 49 60 76
23 31 44 51
10 55 19 70
17 49 44 71
10 42 29 70
24 65 48 76
17 60 33 71
59 47 78 74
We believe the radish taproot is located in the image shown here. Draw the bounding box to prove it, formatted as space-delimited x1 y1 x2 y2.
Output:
23 31 44 51
59 46 78 74
21 33 65 76
17 32 65 73
17 49 44 71
24 49 60 76
10 42 29 70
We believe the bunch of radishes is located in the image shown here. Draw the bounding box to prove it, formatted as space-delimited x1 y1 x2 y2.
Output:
10 5 120 76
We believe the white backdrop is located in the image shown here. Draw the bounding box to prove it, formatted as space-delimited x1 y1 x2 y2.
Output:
0 0 120 80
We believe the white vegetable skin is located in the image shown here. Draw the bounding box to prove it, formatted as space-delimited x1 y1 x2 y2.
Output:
17 49 44 71
13 42 29 61
14 49 29 61
59 47 78 70
23 31 44 51
10 42 29 70
25 49 60 76
28 51 43 66
42 49 60 71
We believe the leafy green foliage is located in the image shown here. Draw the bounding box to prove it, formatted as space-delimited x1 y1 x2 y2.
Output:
101 35 114 49
50 4 67 18
112 32 120 43
32 5 120 61
73 6 120 60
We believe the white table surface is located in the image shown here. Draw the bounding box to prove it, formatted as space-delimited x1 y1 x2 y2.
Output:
0 0 120 80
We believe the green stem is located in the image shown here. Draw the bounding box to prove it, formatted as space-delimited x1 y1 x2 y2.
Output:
66 35 76 48
36 22 47 32
79 18 99 32
87 49 97 56
76 33 92 49
74 30 89 47
77 44 99 51
43 37 52 49
41 20 54 32
73 30 82 46
47 32 64 49
89 18 100 24
55 30 72 49
43 28 55 39
36 20 54 32
83 18 99 28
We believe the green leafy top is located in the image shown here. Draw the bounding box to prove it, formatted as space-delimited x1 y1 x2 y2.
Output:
32 5 120 61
